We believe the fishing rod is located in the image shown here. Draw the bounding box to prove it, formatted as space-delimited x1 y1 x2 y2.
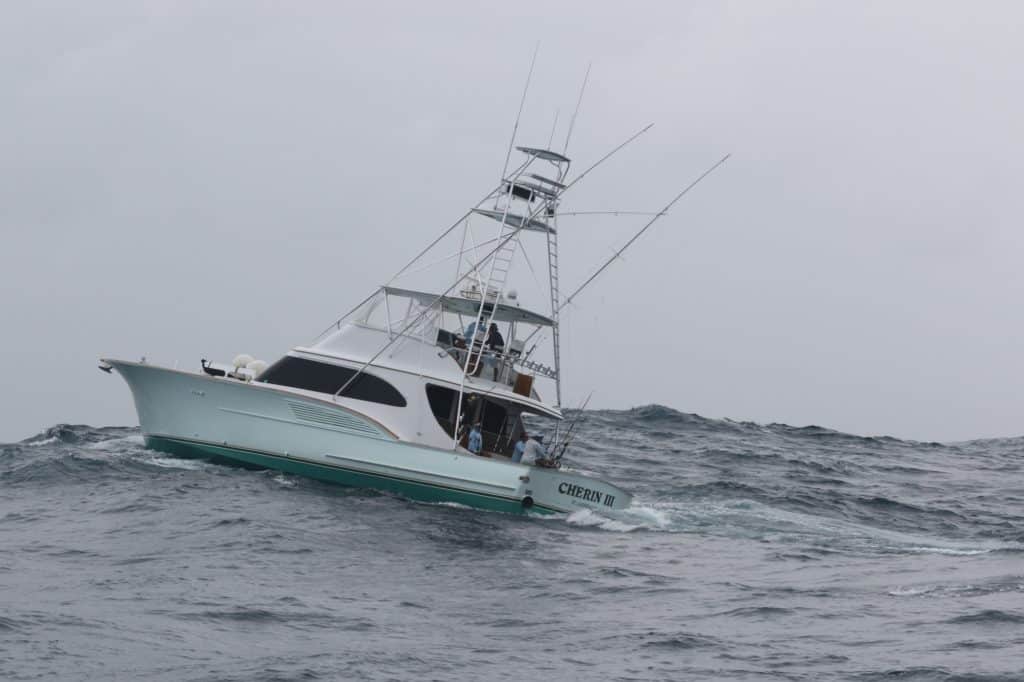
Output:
552 391 593 464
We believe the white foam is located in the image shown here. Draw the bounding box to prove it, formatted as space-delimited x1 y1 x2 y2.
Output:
887 585 938 597
430 501 474 510
145 456 206 470
86 435 144 451
24 436 59 447
272 473 295 487
564 508 643 532
902 546 994 556
887 581 1024 598
618 504 675 530
553 498 1024 558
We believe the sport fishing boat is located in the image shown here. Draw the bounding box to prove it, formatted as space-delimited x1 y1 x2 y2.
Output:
103 142 629 513
102 101 726 514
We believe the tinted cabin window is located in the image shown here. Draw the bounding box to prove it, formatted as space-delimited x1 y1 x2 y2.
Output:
481 401 507 435
426 385 456 421
426 384 457 437
259 356 406 407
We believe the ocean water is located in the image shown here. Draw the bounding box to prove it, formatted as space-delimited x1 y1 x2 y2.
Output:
2 405 1023 681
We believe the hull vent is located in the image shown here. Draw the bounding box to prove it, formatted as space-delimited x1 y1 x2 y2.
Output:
286 400 383 438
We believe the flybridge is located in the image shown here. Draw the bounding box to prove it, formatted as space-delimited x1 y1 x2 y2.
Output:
472 209 554 233
516 146 571 164
382 287 555 327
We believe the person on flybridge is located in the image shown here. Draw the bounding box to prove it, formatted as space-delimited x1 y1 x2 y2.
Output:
482 323 505 381
485 323 504 350
463 321 484 345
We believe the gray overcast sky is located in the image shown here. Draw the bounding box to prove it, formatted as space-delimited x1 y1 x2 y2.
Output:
2 1 1022 443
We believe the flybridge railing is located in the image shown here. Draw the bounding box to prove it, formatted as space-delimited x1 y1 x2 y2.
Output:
438 340 558 384
514 357 557 380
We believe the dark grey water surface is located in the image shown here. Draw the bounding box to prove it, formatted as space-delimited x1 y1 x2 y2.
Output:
3 405 1024 680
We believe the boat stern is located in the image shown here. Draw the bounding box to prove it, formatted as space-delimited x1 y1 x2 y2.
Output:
525 467 632 513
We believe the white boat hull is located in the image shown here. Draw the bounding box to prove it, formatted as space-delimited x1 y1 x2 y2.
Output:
107 360 632 515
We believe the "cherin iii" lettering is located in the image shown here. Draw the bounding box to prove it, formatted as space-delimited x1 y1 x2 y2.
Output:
558 481 615 507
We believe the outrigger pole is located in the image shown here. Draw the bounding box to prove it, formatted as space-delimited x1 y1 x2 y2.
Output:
514 153 731 352
519 154 731 461
560 153 732 310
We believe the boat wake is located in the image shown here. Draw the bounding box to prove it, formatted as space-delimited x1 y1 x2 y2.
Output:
555 497 1024 558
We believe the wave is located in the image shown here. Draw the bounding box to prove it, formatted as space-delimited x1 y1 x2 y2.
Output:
605 403 947 450
14 423 139 447
888 579 1024 598
8 416 1024 548
1 426 209 485
946 609 1024 625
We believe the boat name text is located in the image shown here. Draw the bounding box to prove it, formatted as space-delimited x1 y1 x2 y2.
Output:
558 481 615 507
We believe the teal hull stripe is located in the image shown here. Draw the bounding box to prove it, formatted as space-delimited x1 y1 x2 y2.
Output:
145 435 560 515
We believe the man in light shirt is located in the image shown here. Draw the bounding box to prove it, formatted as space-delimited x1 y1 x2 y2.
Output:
468 423 483 455
519 434 549 467
511 432 528 463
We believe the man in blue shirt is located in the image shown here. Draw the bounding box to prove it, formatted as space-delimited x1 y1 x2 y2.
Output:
468 423 483 455
511 432 528 462
464 321 483 344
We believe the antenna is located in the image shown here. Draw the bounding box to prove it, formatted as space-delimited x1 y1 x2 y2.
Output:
562 62 591 155
500 42 540 183
547 109 560 149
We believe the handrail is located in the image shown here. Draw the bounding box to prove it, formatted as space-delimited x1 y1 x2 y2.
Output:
438 339 557 383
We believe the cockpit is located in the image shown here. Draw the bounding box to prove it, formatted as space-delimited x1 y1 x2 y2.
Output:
424 383 556 461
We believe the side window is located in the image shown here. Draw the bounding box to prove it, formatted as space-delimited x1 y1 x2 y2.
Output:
426 384 457 437
480 401 507 435
259 356 406 407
